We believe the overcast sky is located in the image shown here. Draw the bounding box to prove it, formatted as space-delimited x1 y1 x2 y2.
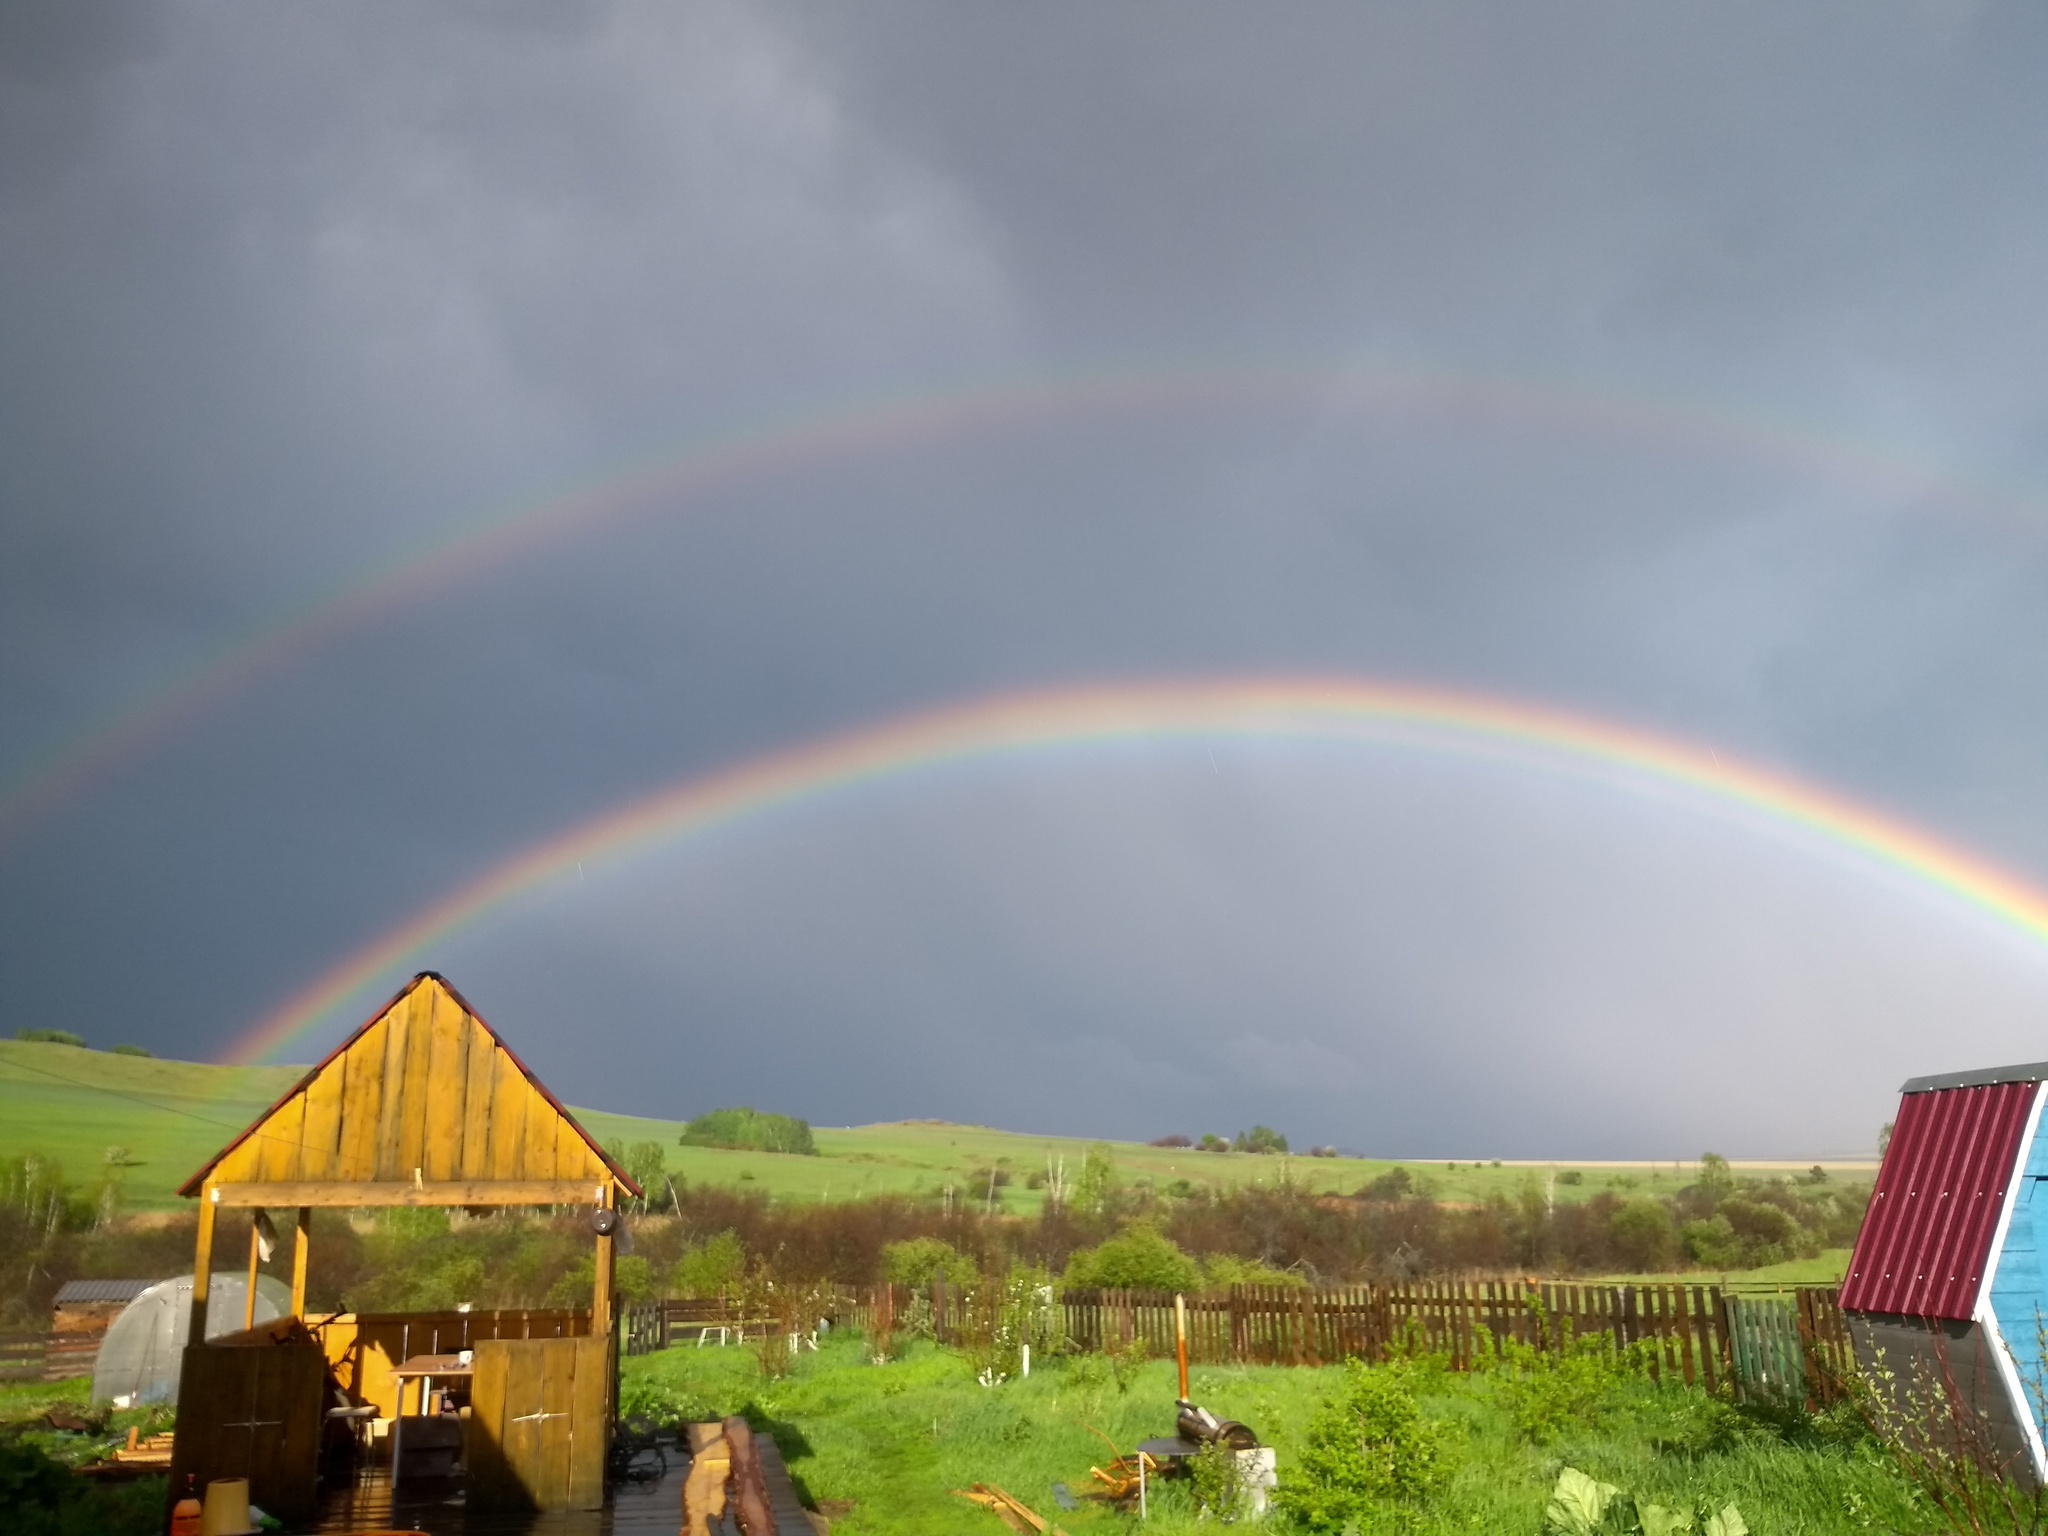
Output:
6 2 2048 1158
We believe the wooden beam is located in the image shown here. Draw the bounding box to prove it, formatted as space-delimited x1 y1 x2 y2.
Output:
207 1179 609 1209
290 1207 311 1319
591 1183 614 1339
188 1187 217 1344
243 1217 261 1331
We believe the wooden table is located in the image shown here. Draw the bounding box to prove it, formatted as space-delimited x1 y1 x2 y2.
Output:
388 1353 473 1484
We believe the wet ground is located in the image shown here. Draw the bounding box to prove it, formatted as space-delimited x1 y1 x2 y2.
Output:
302 1436 815 1535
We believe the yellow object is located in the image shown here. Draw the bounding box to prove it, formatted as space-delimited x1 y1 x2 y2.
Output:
198 1477 259 1535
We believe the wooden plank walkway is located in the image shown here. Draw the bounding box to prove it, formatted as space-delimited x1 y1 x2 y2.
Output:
303 1435 822 1534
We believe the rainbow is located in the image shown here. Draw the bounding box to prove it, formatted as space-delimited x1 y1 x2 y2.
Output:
226 677 2048 1065
5 361 2039 848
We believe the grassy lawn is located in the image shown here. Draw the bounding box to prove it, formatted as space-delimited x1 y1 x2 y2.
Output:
1591 1250 1854 1291
621 1330 1919 1535
1 1041 1874 1219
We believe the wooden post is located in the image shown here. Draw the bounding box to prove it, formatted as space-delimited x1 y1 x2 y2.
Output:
591 1184 615 1339
290 1207 312 1319
189 1186 217 1344
243 1216 263 1331
1174 1293 1189 1401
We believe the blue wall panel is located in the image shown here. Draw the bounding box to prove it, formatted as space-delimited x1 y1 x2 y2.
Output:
1989 1097 2048 1439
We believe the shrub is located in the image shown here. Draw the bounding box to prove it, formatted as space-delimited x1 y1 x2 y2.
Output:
108 1044 153 1057
1063 1225 1199 1292
672 1231 747 1298
1481 1301 1654 1441
956 1265 1063 1385
1199 1134 1230 1153
13 1030 85 1048
1362 1167 1414 1202
1609 1198 1678 1270
1275 1360 1449 1529
678 1107 817 1156
1235 1125 1289 1155
881 1237 973 1289
1151 1134 1193 1148
1199 1252 1307 1289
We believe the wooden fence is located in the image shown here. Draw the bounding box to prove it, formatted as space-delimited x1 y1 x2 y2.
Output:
0 1332 100 1382
815 1281 1855 1403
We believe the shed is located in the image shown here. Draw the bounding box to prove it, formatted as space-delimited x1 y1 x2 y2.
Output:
1841 1059 2048 1481
52 1278 154 1335
168 971 642 1522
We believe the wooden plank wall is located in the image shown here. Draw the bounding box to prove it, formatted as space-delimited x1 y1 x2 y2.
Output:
467 1335 611 1512
165 1340 326 1526
207 977 614 1191
823 1281 1851 1402
315 1309 590 1419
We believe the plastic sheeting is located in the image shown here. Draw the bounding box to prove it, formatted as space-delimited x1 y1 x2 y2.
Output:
90 1273 293 1406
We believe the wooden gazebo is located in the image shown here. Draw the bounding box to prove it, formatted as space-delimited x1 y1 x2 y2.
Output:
169 972 642 1519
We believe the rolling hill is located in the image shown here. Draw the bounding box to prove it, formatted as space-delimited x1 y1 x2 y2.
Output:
0 1038 1871 1214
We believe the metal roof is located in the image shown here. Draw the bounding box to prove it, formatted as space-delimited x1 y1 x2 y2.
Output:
1841 1078 2038 1319
52 1279 154 1306
1901 1061 2048 1095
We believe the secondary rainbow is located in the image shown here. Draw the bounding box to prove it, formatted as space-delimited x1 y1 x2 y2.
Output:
7 360 2040 848
227 677 2048 1065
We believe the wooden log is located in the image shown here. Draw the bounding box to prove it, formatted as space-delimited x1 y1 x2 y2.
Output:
724 1415 776 1535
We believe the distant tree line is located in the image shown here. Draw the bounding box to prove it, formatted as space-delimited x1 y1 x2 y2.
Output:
678 1106 816 1156
0 1141 1871 1326
13 1028 152 1056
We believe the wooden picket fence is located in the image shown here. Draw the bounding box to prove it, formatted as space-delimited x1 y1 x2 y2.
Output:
820 1280 1855 1403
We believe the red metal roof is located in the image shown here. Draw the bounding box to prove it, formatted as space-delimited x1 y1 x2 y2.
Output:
1840 1079 2038 1319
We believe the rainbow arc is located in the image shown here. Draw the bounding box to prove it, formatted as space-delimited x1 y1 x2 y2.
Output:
226 677 2048 1065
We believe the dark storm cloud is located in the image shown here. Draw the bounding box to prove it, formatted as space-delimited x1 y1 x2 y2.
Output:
6 2 2048 1153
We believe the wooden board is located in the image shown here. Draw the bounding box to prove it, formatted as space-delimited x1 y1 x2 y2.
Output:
165 1340 325 1525
467 1335 611 1511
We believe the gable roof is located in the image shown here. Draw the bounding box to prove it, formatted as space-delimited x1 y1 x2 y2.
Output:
1840 1076 2038 1319
179 972 639 1200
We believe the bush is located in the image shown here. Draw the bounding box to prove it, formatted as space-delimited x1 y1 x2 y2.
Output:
1151 1134 1193 1148
1481 1304 1654 1442
1275 1360 1449 1528
13 1030 85 1048
1063 1225 1199 1292
672 1231 747 1298
1199 1252 1307 1289
108 1045 153 1058
1609 1198 1678 1270
0 1441 162 1536
1235 1125 1289 1155
678 1108 816 1155
1362 1167 1414 1202
881 1237 974 1289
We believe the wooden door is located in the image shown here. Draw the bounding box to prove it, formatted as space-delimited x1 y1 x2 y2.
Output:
467 1336 610 1510
166 1341 325 1524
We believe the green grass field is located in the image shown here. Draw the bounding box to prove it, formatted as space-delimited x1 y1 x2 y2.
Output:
0 1039 1875 1215
622 1329 1918 1536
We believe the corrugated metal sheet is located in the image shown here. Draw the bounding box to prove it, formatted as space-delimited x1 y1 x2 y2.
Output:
52 1278 153 1306
1841 1079 2038 1319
